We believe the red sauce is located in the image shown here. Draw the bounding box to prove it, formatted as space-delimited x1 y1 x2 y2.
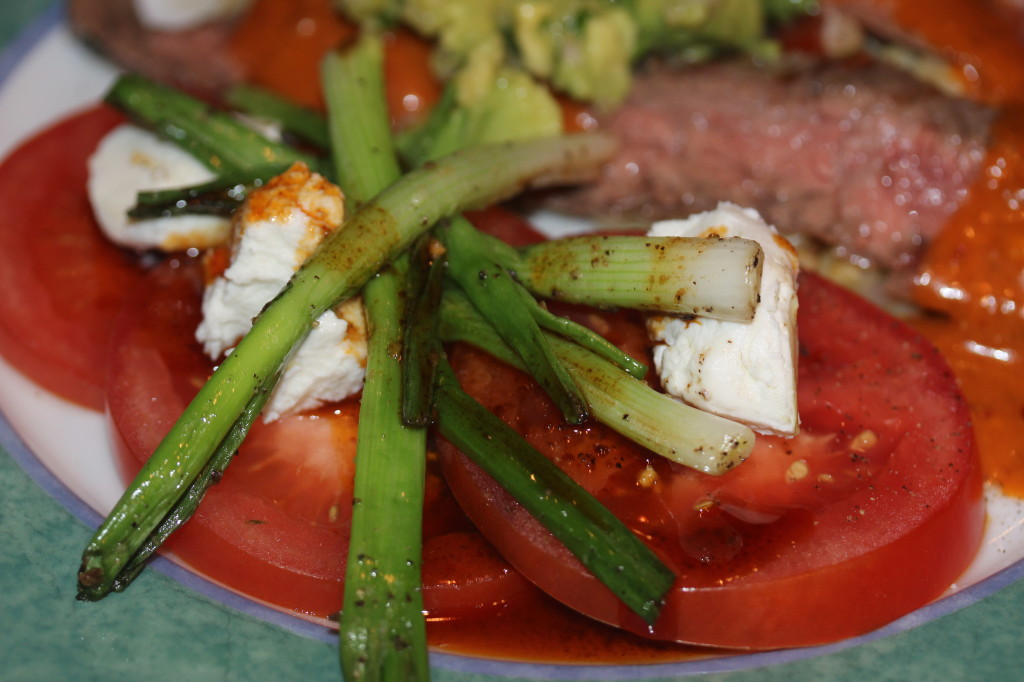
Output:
227 0 440 128
912 111 1024 496
886 0 1024 106
829 0 1024 105
891 1 1024 497
428 591 709 664
228 0 357 111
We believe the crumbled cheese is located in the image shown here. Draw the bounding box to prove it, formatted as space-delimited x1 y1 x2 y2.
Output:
87 124 230 251
195 163 367 421
646 202 800 436
132 0 253 32
264 298 367 420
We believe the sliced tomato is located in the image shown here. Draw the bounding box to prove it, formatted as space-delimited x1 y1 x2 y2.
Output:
382 28 442 130
229 0 440 127
0 105 144 409
440 271 985 649
105 256 534 621
228 0 358 111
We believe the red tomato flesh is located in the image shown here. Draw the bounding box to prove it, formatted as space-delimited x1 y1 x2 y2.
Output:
440 271 984 649
0 106 144 409
228 0 440 127
105 255 534 621
0 107 983 653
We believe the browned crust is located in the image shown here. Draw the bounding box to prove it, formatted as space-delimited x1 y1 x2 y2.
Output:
66 0 245 97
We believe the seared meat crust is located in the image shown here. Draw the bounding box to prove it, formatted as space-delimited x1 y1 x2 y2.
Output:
67 0 243 96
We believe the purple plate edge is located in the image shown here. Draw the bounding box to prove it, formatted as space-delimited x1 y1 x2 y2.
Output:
0 1 62 84
6 397 1023 681
0 4 1022 679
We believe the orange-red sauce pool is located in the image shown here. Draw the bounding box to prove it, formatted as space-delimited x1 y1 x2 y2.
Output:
818 0 1024 498
882 0 1024 497
912 111 1024 496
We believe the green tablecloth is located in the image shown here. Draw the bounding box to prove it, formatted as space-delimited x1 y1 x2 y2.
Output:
0 2 1021 680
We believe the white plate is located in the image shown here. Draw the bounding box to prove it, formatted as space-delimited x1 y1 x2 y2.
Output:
3 8 1024 679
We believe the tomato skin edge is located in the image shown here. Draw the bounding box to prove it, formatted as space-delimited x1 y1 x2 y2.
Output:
440 271 985 649
0 105 140 410
103 257 538 624
651 456 984 648
442 440 984 648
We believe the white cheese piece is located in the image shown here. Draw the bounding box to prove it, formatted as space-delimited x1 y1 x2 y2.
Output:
87 124 230 251
133 0 253 32
264 299 368 421
646 202 800 436
195 163 367 421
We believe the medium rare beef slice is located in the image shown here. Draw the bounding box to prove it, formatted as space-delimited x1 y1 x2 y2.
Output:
546 60 994 269
67 0 244 96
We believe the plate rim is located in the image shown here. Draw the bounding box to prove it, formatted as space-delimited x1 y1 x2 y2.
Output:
1 4 1022 679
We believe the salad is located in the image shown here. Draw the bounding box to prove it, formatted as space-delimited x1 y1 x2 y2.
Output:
0 0 1022 679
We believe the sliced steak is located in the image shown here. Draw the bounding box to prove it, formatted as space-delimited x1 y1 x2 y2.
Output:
543 59 994 269
67 0 244 96
66 0 996 270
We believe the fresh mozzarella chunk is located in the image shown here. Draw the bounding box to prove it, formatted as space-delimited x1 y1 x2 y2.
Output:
133 0 253 31
195 163 367 421
263 299 368 421
646 202 800 435
87 124 230 251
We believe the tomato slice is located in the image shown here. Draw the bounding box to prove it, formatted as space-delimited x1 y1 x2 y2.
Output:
0 105 144 409
440 271 985 649
6 103 980 649
229 0 440 127
105 256 534 621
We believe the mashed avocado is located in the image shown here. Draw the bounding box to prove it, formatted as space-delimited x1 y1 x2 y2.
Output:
336 0 816 159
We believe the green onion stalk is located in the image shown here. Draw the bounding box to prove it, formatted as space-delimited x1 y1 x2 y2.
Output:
79 47 767 679
441 216 590 425
322 35 428 681
76 110 618 602
434 360 676 623
438 291 756 474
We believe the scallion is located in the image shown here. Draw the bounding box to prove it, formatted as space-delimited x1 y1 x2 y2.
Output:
76 128 617 601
